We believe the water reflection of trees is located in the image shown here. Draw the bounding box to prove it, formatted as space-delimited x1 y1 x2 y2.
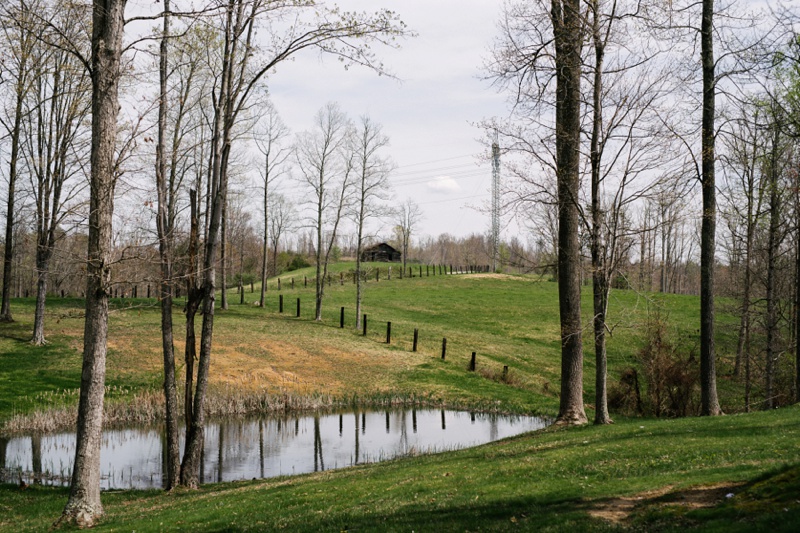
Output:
2 410 547 488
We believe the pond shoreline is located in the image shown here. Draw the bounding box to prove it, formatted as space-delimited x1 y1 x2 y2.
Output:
1 387 551 437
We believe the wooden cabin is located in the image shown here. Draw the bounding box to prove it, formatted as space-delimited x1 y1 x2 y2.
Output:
360 242 401 263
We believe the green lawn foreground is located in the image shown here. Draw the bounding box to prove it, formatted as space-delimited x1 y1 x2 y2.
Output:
2 407 800 532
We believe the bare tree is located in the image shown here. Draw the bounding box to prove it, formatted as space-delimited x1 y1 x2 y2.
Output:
269 192 295 275
296 102 353 321
551 0 587 425
177 3 408 487
254 102 290 307
697 0 723 416
58 0 126 525
485 0 587 424
154 0 180 490
351 115 392 329
719 99 766 408
0 0 38 322
24 0 91 345
394 199 421 274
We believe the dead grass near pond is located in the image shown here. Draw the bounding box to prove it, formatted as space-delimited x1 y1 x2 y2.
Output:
1 385 439 435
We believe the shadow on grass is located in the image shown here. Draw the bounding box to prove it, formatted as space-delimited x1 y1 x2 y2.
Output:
623 464 800 533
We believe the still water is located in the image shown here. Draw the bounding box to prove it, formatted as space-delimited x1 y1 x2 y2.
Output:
0 409 548 490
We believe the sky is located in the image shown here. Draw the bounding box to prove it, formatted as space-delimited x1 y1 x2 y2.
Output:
267 0 510 241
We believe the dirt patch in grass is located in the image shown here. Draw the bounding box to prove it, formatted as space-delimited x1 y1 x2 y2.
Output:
588 482 745 524
462 273 522 281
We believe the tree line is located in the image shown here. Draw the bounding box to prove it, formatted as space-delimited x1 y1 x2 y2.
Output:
486 0 800 424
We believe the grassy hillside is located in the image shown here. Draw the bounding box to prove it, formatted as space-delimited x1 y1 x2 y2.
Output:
0 265 750 425
1 265 797 530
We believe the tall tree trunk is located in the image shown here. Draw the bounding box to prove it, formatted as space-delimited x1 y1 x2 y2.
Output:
181 0 236 482
552 0 587 425
0 39 27 323
355 235 364 330
796 217 800 404
590 0 610 425
699 0 721 416
260 171 268 307
765 117 781 410
155 0 180 491
59 0 126 525
184 189 201 430
220 198 228 310
315 176 324 321
31 249 51 345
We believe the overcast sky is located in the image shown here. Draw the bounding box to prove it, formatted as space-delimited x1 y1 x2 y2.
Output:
267 0 509 241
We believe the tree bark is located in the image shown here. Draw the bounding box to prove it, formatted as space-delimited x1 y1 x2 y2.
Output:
181 0 236 484
765 115 782 410
260 171 268 307
552 0 587 425
590 0 610 425
221 197 228 310
0 18 28 323
699 0 721 416
31 249 51 345
59 0 126 525
155 0 180 490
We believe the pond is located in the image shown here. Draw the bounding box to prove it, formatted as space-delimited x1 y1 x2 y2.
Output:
0 409 549 490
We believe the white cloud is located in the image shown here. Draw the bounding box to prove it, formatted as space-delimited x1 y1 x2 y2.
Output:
426 176 461 194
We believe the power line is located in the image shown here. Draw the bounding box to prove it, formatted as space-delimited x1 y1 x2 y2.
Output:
394 154 475 169
392 162 482 178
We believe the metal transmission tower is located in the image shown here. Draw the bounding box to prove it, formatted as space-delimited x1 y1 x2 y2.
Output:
491 132 501 272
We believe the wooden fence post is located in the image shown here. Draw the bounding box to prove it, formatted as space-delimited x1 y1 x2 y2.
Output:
413 329 419 352
147 284 151 298
386 322 392 344
296 298 301 317
376 268 380 282
502 365 509 381
279 294 283 313
441 338 447 360
340 307 345 328
363 314 368 336
278 278 281 290
419 265 422 277
240 282 244 305
291 278 295 290
470 352 476 371
304 276 307 287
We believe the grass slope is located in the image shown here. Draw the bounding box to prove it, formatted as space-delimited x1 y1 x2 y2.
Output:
0 266 797 530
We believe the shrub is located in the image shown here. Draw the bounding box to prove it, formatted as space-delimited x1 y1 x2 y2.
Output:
610 309 699 418
288 254 310 271
636 309 699 417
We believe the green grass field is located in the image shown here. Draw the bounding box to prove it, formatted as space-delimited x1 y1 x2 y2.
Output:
1 266 798 530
